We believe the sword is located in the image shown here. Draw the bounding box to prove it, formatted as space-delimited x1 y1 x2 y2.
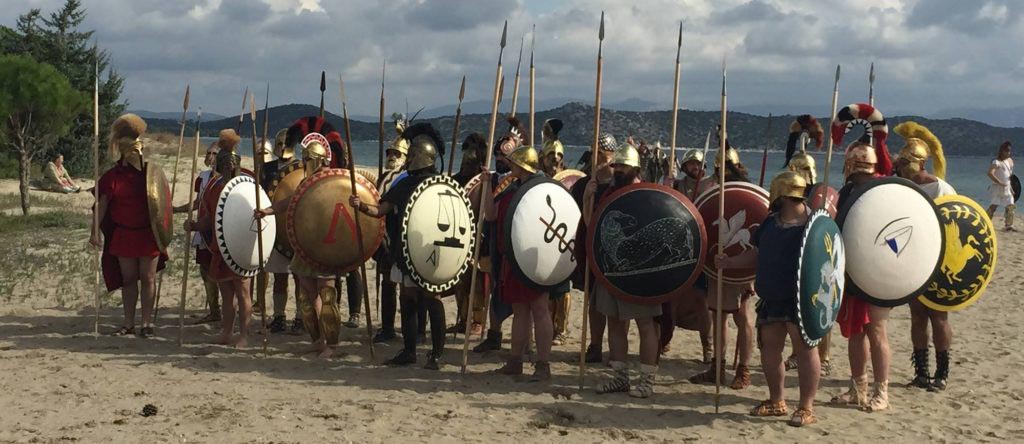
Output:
340 75 376 360
461 20 507 375
579 11 605 391
178 108 203 347
153 84 190 322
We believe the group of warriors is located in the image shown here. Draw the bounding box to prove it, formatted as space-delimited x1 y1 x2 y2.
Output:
89 92 1003 427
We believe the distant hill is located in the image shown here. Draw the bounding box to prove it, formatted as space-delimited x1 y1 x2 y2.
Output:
144 102 1023 157
129 109 226 121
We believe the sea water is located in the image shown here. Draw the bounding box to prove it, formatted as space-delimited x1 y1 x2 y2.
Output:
221 138 1002 205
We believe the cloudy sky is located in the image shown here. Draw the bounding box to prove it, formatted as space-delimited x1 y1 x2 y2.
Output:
3 0 1023 120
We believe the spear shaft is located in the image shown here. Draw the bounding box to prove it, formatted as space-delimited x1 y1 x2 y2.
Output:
714 59 727 414
340 76 377 360
758 113 772 187
92 49 101 337
448 76 466 175
248 92 269 355
579 11 605 391
153 85 190 320
529 25 536 148
510 35 524 116
823 65 841 192
319 71 326 118
178 109 203 346
236 87 248 133
379 62 386 179
461 20 508 374
668 21 682 186
868 62 875 106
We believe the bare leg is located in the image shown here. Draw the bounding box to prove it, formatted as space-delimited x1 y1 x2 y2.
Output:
930 309 952 351
788 323 820 410
233 278 252 348
589 295 607 349
117 257 140 330
138 256 158 327
607 317 629 362
635 318 659 366
987 204 998 218
735 298 754 366
759 322 788 403
217 281 235 344
866 306 891 383
272 273 289 317
530 296 554 362
909 299 930 350
848 332 869 378
510 303 531 360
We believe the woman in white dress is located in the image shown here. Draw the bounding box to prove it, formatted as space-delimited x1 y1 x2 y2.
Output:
986 142 1015 231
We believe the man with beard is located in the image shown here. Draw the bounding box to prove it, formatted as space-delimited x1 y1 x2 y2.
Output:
372 116 410 343
352 123 448 369
585 142 661 398
689 144 756 390
91 114 164 338
186 130 254 347
892 122 956 392
259 129 299 333
449 133 488 338
473 118 526 353
570 133 617 362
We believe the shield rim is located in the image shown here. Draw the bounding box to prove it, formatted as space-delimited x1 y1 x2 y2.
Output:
694 181 770 284
1012 174 1021 203
586 182 707 306
918 195 997 312
401 175 476 294
503 176 580 291
145 163 173 253
215 175 275 277
553 168 586 182
285 168 384 275
269 160 304 198
795 209 843 347
836 176 945 307
269 160 304 258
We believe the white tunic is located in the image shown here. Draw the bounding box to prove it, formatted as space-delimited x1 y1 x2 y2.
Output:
988 158 1015 207
920 178 956 200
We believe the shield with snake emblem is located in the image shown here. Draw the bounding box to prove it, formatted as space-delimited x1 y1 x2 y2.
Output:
587 183 707 305
504 176 582 290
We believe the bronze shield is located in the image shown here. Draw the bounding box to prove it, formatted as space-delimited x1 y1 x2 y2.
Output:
145 163 173 252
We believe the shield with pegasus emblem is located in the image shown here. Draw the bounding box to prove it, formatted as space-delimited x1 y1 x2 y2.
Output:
587 183 707 305
837 177 944 307
918 195 996 312
796 210 845 346
695 182 770 284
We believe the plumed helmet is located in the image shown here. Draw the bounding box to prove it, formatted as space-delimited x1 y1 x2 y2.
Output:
894 121 946 179
495 116 526 156
217 129 241 152
769 171 808 204
404 122 444 171
507 145 540 173
612 143 640 168
302 140 329 161
843 141 878 177
109 113 147 155
388 137 410 157
714 146 741 166
788 151 817 184
215 147 241 177
543 118 563 139
598 133 618 152
681 148 704 165
286 116 347 169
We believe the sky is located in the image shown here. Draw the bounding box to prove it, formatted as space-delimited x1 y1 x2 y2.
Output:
3 0 1023 120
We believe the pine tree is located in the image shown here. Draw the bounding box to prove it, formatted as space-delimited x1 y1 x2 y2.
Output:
1 0 126 175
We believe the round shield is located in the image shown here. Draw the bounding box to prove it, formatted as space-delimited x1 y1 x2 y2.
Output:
1012 174 1021 203
695 182 770 284
269 161 305 258
356 168 378 189
553 169 587 190
808 183 839 218
504 177 582 290
837 177 944 307
918 195 997 312
796 210 846 347
401 175 476 293
214 175 277 277
587 183 707 305
145 163 173 252
286 169 384 274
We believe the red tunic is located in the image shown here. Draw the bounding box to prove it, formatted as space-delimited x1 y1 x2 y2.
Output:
98 163 161 258
497 185 545 304
198 177 243 282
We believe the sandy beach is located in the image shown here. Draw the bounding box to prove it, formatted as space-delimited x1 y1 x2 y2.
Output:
1 142 1021 443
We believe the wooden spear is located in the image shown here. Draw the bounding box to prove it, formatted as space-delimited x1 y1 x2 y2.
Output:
757 113 773 187
378 61 386 180
868 62 875 107
667 21 682 186
822 65 841 193
340 75 377 360
92 48 102 336
178 109 203 346
319 71 326 119
690 129 712 202
460 20 508 374
153 85 190 320
528 25 536 147
578 11 605 391
236 86 248 134
249 91 270 355
714 58 728 414
448 76 467 175
510 35 524 117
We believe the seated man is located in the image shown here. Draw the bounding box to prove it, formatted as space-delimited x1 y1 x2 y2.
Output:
40 154 80 193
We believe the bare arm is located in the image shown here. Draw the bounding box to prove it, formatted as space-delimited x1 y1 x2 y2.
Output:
717 247 758 270
89 194 109 248
582 180 597 226
988 165 1005 186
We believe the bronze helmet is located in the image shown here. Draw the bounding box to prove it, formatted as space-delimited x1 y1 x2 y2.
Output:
507 145 540 173
769 170 807 204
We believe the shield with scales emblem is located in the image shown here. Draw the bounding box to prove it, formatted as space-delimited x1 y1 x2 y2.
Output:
401 175 476 293
695 182 770 284
796 210 845 346
918 195 996 312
